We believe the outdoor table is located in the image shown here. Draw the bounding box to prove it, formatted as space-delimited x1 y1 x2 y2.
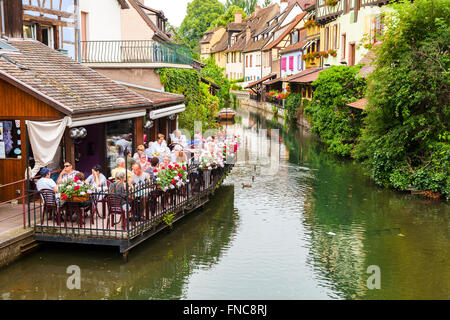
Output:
61 198 92 228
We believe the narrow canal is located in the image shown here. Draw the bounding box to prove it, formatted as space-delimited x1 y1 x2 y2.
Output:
0 106 448 300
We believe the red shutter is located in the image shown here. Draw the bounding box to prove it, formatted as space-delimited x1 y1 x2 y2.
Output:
289 56 294 70
281 57 287 71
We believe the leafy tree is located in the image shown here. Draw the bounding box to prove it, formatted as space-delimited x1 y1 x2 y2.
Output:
157 68 220 133
354 0 450 198
304 66 366 157
225 0 258 15
201 57 231 107
284 93 302 123
179 0 225 49
211 5 247 28
262 0 272 8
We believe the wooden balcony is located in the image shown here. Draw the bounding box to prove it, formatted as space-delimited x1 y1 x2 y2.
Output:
360 0 390 7
316 0 344 23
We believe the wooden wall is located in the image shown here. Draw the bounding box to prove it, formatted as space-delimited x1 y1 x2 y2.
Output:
0 79 62 202
2 0 23 38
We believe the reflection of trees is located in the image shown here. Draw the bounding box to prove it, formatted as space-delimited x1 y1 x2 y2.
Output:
0 186 238 300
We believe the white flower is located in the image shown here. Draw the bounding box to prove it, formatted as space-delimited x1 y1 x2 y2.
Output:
156 178 161 181
170 184 175 189
80 191 86 196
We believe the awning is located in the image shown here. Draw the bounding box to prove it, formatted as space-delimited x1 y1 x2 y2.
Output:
245 73 277 89
347 98 367 110
149 104 185 119
70 110 146 127
264 77 284 85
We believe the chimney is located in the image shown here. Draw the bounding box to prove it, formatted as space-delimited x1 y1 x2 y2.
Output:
254 5 261 14
1 0 23 39
246 26 251 43
234 10 242 24
280 0 289 12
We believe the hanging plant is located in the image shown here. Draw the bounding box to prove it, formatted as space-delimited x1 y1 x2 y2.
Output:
304 20 317 28
325 0 339 7
320 51 329 58
328 49 337 57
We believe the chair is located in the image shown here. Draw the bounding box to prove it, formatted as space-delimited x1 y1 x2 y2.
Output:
105 194 127 230
40 189 61 225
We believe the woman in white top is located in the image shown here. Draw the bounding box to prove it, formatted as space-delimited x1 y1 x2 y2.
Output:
151 133 170 156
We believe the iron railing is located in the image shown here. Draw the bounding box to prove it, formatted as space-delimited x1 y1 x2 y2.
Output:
31 163 233 249
80 40 194 65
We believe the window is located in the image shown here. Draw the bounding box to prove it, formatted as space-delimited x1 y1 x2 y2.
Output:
341 33 346 60
23 24 35 39
292 31 299 44
246 55 248 67
332 25 338 49
0 120 22 159
41 26 54 48
297 55 302 70
324 27 329 51
106 120 134 177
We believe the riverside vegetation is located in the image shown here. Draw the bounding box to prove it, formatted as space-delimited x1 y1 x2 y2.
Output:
297 0 449 199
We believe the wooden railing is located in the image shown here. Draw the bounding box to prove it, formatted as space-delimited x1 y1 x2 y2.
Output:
316 0 345 22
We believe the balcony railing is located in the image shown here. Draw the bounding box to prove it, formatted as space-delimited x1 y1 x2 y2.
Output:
80 40 194 65
316 0 344 22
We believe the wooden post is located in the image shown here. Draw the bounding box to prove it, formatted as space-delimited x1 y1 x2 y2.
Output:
135 117 143 147
64 128 75 168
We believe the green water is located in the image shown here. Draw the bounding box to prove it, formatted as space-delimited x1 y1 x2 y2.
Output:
0 107 448 300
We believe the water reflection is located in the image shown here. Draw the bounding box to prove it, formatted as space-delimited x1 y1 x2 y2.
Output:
0 106 448 300
0 186 238 300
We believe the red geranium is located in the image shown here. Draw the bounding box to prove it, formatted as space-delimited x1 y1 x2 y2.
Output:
74 176 79 182
178 173 183 178
171 179 176 184
61 193 67 200
74 185 80 191
153 169 158 173
168 165 173 169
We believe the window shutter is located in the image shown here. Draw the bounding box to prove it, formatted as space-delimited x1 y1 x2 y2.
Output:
320 27 325 51
289 56 294 70
336 23 340 49
297 55 301 70
281 57 287 71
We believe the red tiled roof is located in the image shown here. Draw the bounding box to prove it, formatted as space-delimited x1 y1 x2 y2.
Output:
0 40 152 115
245 73 277 88
123 85 185 107
280 40 307 54
347 98 367 110
264 12 307 50
286 67 322 83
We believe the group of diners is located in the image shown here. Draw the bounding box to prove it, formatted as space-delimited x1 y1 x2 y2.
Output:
36 129 232 196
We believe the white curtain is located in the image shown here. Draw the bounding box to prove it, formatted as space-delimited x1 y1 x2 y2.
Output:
25 117 71 178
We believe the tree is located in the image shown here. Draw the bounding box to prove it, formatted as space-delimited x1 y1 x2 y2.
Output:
262 0 272 8
179 0 225 49
225 0 258 15
304 66 366 157
354 0 450 198
201 57 231 106
210 5 247 28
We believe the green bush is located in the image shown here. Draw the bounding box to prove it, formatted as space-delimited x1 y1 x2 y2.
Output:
304 65 366 157
284 93 302 123
354 0 450 198
157 68 219 133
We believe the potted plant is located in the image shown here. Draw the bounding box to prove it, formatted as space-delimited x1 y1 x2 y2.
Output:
58 176 94 202
154 163 188 192
328 49 337 57
325 0 339 7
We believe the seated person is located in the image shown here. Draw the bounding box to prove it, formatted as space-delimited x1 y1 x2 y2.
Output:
111 157 132 181
109 171 130 212
132 163 150 185
86 165 108 190
133 145 146 161
160 155 171 169
36 168 58 192
144 142 154 159
145 157 160 182
151 133 170 156
172 144 188 164
172 130 187 147
137 153 150 172
56 162 79 184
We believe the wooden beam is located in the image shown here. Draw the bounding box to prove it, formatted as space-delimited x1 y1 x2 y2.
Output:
23 15 75 27
23 4 73 18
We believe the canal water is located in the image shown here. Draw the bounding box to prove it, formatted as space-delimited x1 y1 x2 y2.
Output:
0 106 448 300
